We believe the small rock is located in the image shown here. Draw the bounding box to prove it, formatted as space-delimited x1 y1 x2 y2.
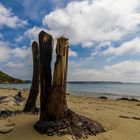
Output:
0 96 7 102
17 92 22 98
0 121 15 134
119 115 130 119
131 117 140 120
130 98 139 102
0 126 14 133
76 122 82 126
99 96 108 99
0 109 13 118
117 97 139 102
14 92 25 104
117 97 129 101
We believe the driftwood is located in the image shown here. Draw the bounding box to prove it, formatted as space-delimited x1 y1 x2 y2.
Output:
23 41 39 113
34 31 105 139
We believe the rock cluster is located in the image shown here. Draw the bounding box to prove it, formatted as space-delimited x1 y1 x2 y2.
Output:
117 97 140 102
0 92 24 118
0 109 21 118
0 92 25 106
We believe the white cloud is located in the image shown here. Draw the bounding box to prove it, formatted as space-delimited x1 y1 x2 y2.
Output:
103 37 140 56
91 41 111 57
24 26 51 41
12 47 31 59
68 60 140 82
69 49 77 57
105 61 140 75
0 33 3 39
0 3 27 28
43 0 140 45
15 36 23 42
0 40 32 80
21 0 69 20
3 57 32 80
97 41 111 49
82 42 93 48
5 62 24 69
0 40 31 62
0 41 11 62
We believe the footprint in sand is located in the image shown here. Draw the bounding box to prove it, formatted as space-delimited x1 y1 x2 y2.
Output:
0 120 15 134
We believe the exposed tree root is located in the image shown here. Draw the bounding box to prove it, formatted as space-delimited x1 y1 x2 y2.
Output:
34 110 105 139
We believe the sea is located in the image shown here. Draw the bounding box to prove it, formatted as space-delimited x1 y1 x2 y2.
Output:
0 82 140 99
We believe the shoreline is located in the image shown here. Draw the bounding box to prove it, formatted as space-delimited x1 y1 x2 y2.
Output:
68 91 140 100
1 86 140 100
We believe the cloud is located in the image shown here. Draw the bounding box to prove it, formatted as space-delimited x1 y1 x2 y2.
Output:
103 37 140 56
68 60 140 82
15 36 23 42
91 41 111 57
97 41 111 49
5 61 24 69
43 0 140 45
11 47 31 59
0 42 32 80
0 41 11 62
24 26 50 41
0 3 27 28
3 57 32 80
0 39 32 80
0 40 31 62
21 0 70 20
105 61 140 75
69 49 77 57
82 42 93 48
0 33 3 39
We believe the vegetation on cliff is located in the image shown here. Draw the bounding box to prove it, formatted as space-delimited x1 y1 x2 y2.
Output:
0 71 24 84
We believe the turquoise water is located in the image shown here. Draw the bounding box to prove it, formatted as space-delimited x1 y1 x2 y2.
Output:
0 82 140 99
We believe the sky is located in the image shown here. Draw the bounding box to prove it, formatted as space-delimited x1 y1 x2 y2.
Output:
0 0 140 82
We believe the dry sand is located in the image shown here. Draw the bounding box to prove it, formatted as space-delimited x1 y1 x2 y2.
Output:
0 88 140 140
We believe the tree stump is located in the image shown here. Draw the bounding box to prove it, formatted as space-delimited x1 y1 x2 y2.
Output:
23 41 39 113
34 32 105 139
38 31 53 121
44 37 69 120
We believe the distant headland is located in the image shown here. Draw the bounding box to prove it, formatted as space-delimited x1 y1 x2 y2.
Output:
0 71 30 84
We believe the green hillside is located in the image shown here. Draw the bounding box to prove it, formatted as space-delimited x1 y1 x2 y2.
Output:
0 71 24 84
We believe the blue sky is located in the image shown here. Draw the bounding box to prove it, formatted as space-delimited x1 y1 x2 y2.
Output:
0 0 140 82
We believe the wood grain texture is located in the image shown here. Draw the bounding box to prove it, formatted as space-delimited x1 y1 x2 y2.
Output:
24 41 39 112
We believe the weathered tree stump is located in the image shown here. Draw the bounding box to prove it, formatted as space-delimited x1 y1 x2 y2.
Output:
23 41 39 113
44 37 69 120
34 32 105 139
38 31 53 121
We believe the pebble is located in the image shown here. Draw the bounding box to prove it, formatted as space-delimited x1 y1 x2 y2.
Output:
0 126 14 133
0 121 15 134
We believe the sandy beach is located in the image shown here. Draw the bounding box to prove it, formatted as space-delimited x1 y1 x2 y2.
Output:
0 88 140 140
